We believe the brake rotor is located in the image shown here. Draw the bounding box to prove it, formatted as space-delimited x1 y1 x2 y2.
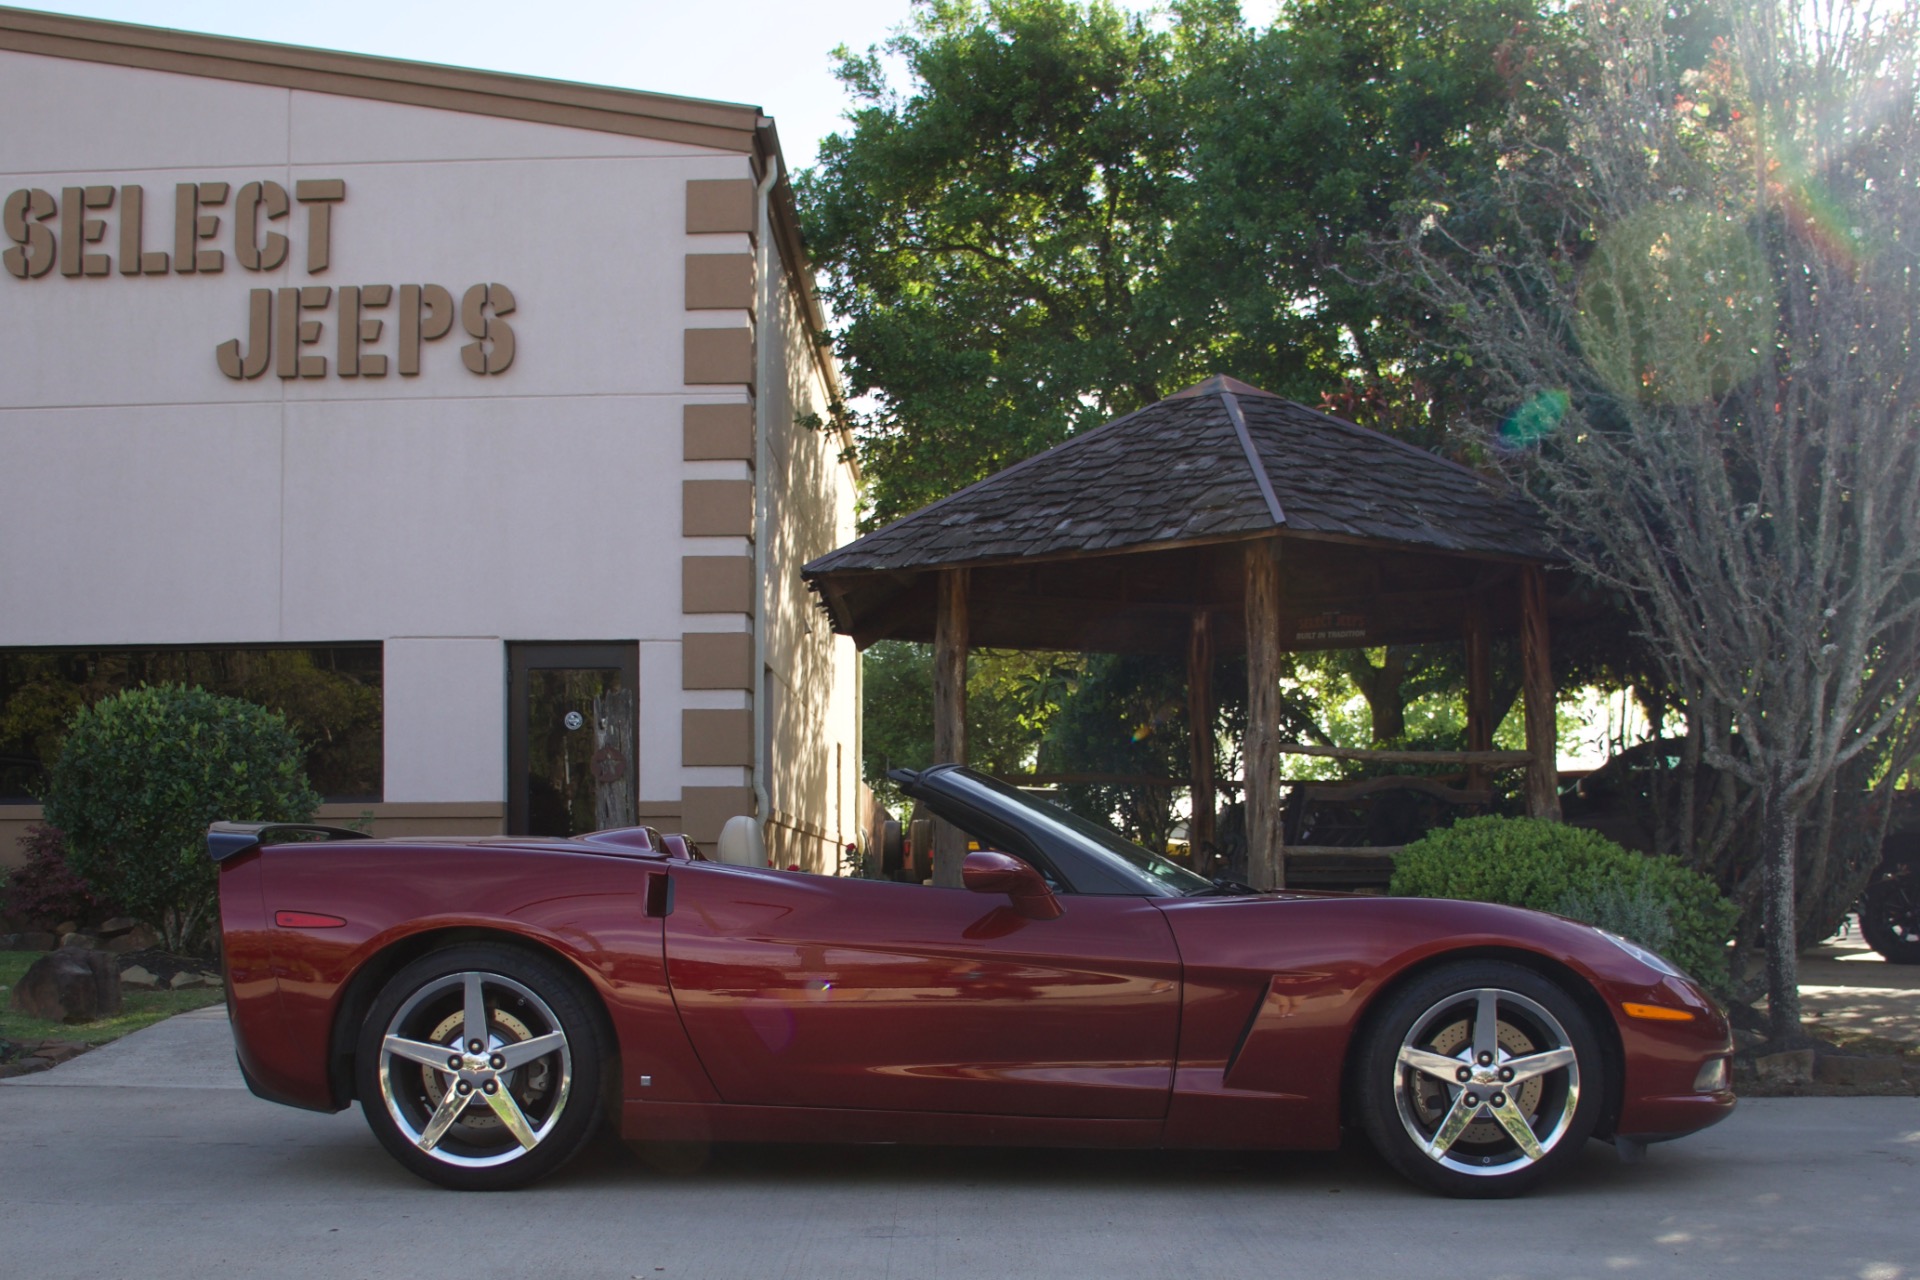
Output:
420 1007 549 1132
1410 1016 1544 1146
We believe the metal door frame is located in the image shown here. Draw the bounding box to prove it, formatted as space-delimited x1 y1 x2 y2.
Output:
506 642 639 835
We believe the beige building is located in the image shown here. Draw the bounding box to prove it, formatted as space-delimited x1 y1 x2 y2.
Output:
0 8 861 871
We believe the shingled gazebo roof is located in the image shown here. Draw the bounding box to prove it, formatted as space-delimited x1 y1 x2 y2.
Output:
803 377 1557 654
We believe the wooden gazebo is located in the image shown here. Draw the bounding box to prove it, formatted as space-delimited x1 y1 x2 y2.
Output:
802 377 1564 890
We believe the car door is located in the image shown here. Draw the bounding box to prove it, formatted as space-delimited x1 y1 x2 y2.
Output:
662 862 1182 1119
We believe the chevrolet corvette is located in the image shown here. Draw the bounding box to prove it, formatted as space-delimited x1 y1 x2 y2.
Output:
207 764 1734 1196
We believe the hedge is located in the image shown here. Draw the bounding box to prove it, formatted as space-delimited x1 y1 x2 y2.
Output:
43 685 319 953
1390 815 1738 992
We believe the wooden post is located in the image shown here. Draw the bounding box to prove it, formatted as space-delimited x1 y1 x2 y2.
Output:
1186 609 1216 871
1463 596 1491 793
1244 539 1285 890
1518 565 1562 820
932 568 971 886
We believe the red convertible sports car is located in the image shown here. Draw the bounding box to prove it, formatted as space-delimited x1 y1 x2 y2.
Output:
208 764 1734 1197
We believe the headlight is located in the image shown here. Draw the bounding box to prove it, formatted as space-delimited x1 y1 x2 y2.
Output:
1597 929 1686 979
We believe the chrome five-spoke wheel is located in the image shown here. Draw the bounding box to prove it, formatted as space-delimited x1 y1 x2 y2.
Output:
1359 961 1602 1197
356 944 605 1189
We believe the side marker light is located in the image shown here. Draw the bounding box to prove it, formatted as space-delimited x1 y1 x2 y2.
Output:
1621 1001 1695 1022
274 910 348 929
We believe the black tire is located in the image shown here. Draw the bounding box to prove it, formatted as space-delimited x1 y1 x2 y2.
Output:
355 943 607 1190
1354 960 1603 1198
1861 871 1920 964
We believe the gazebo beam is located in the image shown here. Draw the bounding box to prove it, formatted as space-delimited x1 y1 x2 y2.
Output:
1519 565 1562 820
1463 595 1492 792
932 567 971 886
1186 609 1216 870
1244 539 1285 890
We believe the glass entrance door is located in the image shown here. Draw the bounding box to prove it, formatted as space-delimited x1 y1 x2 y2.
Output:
507 643 638 837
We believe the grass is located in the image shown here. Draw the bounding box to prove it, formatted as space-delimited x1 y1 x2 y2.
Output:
0 951 224 1048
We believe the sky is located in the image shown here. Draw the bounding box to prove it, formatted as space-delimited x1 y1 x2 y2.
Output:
16 1 1281 171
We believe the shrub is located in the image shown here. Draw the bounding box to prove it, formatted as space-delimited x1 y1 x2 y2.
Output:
43 685 320 953
1 824 120 929
1390 816 1738 993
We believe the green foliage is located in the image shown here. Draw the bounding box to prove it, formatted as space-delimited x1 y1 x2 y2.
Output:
43 685 320 953
1039 652 1191 852
801 0 1239 526
1 647 381 800
862 642 1081 811
799 0 1573 527
1391 816 1738 992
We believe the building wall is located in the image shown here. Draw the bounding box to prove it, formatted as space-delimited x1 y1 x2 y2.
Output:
0 35 858 865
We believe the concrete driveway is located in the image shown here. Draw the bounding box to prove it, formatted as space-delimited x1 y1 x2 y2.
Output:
3 1007 1917 1280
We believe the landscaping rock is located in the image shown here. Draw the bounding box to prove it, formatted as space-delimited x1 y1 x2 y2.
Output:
119 965 160 990
169 970 216 990
1814 1053 1905 1087
59 931 99 950
1754 1049 1817 1085
52 920 78 937
100 924 157 955
8 950 122 1024
0 1057 53 1078
0 933 16 950
96 917 137 937
31 1040 88 1065
17 932 56 951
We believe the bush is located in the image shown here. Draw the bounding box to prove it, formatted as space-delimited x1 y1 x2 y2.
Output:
1 824 120 929
43 685 320 953
1390 816 1738 993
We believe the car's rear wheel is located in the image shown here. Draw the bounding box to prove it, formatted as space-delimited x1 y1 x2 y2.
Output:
1355 960 1602 1198
1861 869 1920 964
355 943 606 1190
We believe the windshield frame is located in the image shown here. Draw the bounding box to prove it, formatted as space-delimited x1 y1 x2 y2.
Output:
926 767 1216 898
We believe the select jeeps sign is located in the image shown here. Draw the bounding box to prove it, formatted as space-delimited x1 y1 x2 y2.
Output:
2 179 516 378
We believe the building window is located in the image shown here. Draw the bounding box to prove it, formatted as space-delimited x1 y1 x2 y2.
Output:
0 645 383 803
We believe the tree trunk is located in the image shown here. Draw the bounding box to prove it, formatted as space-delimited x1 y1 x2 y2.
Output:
592 687 637 831
1518 565 1561 820
1187 610 1217 869
1346 647 1411 743
1761 787 1804 1044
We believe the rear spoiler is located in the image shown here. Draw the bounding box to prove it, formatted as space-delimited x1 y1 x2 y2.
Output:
207 821 374 864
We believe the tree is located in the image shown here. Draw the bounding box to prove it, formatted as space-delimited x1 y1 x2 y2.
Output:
1391 0 1920 1041
800 0 1574 528
800 0 1241 527
44 685 321 952
1172 0 1577 435
861 642 1081 811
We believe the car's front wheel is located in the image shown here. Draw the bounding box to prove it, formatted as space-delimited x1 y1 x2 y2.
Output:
355 943 606 1190
1355 960 1602 1198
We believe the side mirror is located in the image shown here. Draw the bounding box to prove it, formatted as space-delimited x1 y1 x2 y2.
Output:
962 851 1062 920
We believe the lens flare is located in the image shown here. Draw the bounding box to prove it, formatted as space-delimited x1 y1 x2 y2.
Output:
1498 389 1570 450
1772 158 1869 270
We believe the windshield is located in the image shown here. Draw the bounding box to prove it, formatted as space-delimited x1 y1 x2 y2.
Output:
942 769 1216 896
